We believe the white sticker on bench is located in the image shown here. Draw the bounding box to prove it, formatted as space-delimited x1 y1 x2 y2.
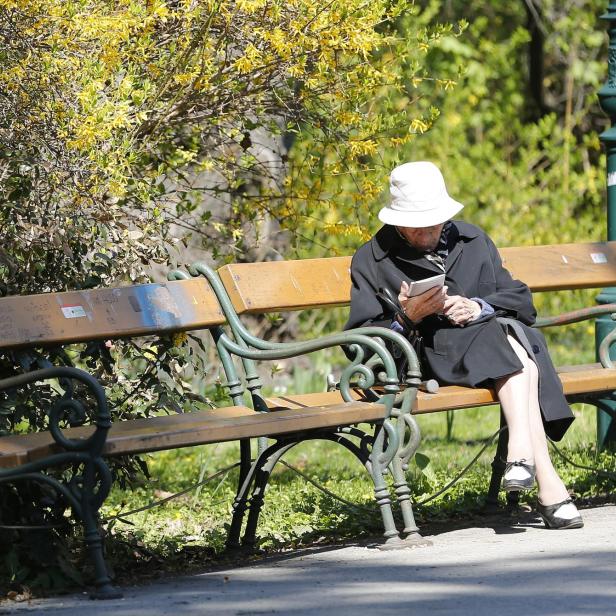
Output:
61 305 87 319
608 171 616 187
591 253 608 264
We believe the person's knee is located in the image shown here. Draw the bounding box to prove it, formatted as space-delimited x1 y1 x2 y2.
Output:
527 356 539 381
507 335 531 368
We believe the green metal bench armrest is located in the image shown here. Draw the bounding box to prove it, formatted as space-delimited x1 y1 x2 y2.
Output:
170 264 423 418
599 324 616 368
533 304 616 369
534 303 616 328
174 263 422 384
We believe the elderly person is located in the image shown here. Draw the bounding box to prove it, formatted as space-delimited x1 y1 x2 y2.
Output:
345 161 583 529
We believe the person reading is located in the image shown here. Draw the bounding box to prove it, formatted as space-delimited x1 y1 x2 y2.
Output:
345 161 583 529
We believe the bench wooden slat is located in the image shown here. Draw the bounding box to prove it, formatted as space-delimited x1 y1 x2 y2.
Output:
265 389 373 410
264 387 496 414
218 256 352 314
500 242 616 291
264 363 616 415
218 242 616 314
0 279 225 350
0 406 255 468
416 365 616 413
0 401 387 469
558 364 616 393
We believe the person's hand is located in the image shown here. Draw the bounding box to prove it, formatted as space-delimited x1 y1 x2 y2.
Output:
398 281 447 324
443 295 481 326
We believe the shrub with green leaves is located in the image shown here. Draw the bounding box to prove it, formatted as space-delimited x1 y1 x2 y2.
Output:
0 0 456 592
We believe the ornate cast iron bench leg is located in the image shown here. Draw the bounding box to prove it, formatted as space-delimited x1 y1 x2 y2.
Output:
79 459 121 599
229 423 411 551
226 438 255 550
389 412 432 547
0 367 121 599
241 441 295 551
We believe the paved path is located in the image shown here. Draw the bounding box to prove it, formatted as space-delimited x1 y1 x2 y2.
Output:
2 504 615 615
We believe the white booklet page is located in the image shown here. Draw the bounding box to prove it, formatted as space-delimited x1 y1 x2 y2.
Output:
407 273 446 298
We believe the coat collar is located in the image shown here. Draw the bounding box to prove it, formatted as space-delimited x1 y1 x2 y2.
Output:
370 220 481 263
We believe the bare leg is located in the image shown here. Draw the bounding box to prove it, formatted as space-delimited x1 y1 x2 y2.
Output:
524 342 570 505
494 337 533 463
495 335 569 505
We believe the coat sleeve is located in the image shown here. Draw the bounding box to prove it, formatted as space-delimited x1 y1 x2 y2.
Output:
480 234 537 326
344 250 393 331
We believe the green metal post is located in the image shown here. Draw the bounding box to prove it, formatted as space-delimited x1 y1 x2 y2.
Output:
596 2 616 450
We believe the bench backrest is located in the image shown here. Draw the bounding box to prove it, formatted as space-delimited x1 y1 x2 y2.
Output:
0 279 225 350
217 242 616 315
3 241 614 348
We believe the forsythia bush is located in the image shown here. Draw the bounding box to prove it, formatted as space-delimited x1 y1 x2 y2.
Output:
0 0 459 590
0 0 458 284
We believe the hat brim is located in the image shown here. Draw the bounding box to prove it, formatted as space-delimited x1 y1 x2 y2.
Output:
377 198 464 228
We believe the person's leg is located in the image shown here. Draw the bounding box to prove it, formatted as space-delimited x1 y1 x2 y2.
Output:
494 336 534 463
525 348 581 524
524 349 570 505
497 336 582 526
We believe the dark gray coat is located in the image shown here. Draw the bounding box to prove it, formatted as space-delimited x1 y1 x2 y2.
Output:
344 221 573 440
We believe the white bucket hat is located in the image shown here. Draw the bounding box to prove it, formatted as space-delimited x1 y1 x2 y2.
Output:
378 161 464 228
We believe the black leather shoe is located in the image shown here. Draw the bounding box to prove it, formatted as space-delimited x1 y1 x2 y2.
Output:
537 497 584 529
502 459 536 492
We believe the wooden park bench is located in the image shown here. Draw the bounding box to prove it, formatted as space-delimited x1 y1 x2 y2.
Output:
188 240 616 515
3 240 616 597
0 277 420 598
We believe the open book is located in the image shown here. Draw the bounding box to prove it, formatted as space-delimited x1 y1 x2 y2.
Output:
406 273 446 298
